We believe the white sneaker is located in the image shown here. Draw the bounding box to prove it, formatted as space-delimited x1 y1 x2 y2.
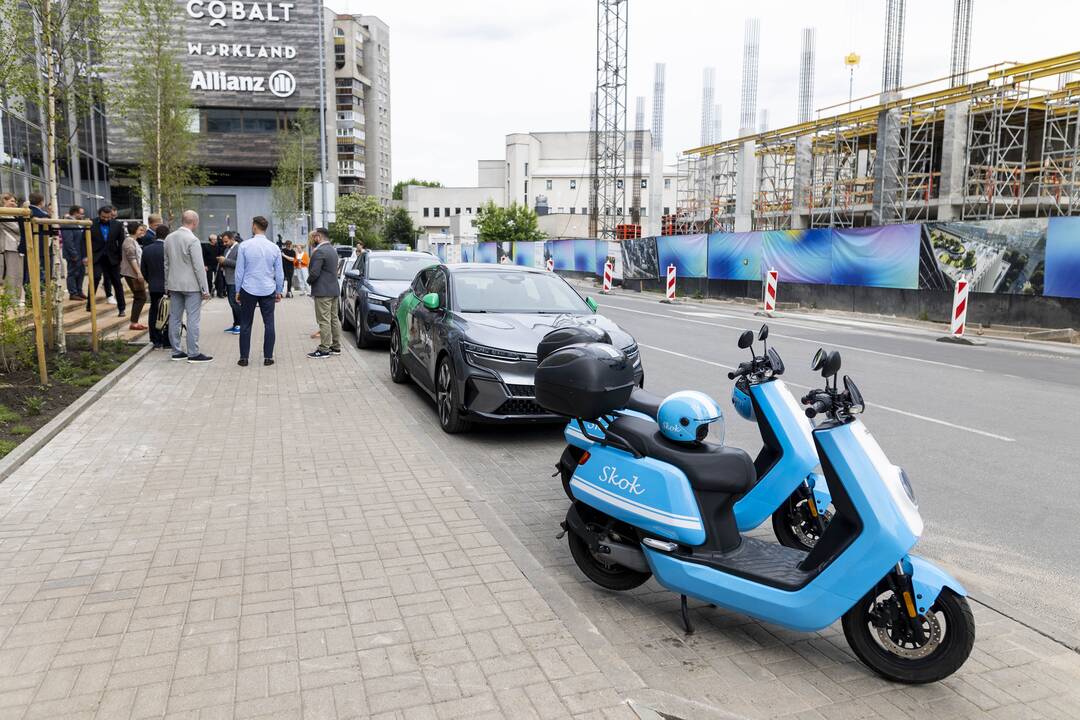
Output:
107 296 117 305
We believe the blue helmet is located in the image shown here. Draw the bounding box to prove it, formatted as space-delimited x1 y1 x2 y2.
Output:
657 391 725 444
731 381 755 422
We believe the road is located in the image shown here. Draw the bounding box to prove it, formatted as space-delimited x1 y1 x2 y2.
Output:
583 288 1080 640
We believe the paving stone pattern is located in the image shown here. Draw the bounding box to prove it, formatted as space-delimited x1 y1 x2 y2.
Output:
0 300 637 720
1 298 1079 719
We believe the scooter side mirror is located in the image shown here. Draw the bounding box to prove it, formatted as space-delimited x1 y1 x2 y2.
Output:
844 375 865 414
822 350 842 379
758 324 769 341
737 330 754 349
810 347 827 372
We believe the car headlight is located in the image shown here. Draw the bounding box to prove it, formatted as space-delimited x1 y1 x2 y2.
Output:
367 292 393 306
462 341 534 364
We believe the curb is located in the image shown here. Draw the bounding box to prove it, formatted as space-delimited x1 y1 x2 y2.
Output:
0 342 154 484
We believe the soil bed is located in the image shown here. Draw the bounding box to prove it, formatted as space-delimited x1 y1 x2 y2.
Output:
0 338 140 459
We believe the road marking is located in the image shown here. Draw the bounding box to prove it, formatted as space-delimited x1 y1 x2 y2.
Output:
638 343 1015 443
606 302 982 373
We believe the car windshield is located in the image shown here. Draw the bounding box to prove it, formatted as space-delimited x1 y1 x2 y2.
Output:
453 270 590 314
369 256 436 281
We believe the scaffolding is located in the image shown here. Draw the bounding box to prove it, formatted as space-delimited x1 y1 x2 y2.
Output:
963 82 1030 219
1036 83 1080 215
808 118 875 228
879 103 939 224
755 139 795 230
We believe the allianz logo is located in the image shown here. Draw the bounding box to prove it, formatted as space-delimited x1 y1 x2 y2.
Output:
598 465 645 496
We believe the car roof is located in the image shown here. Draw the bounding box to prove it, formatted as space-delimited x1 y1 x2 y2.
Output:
445 262 545 274
367 250 437 258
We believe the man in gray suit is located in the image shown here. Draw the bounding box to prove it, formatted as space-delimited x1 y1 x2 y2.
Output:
164 210 213 363
306 227 342 359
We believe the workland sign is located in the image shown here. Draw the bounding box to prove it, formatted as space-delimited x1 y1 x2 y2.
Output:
180 0 319 107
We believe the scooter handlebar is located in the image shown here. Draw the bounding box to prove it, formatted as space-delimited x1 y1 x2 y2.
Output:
805 399 830 418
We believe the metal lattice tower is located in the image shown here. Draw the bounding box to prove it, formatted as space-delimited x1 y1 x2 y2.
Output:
739 18 760 134
712 104 721 145
798 28 816 123
591 0 628 239
949 0 972 86
652 63 666 150
701 68 715 146
630 96 646 225
881 0 906 98
759 109 769 133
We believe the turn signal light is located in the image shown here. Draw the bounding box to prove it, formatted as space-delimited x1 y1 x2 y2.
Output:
579 451 590 465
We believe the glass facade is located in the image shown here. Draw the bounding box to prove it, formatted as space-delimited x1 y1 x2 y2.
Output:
0 97 111 211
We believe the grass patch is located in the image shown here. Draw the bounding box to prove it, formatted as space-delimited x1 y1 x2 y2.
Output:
9 424 32 436
0 439 16 458
0 404 17 423
69 375 103 388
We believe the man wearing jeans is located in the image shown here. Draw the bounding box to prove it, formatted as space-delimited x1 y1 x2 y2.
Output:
234 216 283 367
306 227 342 359
164 210 212 363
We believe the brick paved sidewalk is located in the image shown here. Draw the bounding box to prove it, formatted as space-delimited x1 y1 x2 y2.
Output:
0 298 640 720
3 297 1080 720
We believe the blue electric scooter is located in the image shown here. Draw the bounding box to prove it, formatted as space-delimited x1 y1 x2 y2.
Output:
554 324 832 551
536 344 975 684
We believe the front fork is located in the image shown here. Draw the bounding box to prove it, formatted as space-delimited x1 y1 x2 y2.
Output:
872 562 929 644
794 481 828 536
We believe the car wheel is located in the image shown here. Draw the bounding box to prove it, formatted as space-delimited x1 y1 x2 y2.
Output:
355 303 372 348
389 326 409 383
341 295 355 332
436 356 470 434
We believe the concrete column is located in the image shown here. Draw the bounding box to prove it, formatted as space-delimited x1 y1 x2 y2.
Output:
734 139 757 232
872 107 902 225
937 100 969 221
791 135 812 229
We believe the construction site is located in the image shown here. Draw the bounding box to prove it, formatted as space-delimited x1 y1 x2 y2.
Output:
670 0 1080 235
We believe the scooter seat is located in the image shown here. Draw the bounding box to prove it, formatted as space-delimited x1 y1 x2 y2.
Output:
608 415 756 494
624 387 663 417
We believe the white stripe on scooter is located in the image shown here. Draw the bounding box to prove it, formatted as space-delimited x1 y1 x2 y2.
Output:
572 476 701 522
570 478 704 530
637 344 1015 443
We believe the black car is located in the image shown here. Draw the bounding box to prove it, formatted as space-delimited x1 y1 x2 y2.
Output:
389 263 643 433
341 250 438 347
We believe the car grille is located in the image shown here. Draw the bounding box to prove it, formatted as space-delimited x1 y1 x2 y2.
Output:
495 398 550 416
505 384 535 398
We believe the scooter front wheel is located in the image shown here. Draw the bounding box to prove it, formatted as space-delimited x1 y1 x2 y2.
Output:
568 532 651 591
842 587 975 684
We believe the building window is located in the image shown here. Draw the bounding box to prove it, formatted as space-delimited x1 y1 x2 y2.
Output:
455 208 460 214
640 179 647 189
663 207 670 215
570 207 576 214
581 207 587 215
466 207 472 214
444 207 450 217
545 179 552 190
616 179 623 190
570 179 576 190
524 162 528 176
640 207 646 215
557 207 564 213
423 207 429 217
664 178 671 189
434 207 440 217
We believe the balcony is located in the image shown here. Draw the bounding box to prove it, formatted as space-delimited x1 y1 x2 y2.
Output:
337 161 366 179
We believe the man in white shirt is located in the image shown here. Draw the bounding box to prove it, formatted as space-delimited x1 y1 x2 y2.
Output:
163 210 212 363
234 216 284 367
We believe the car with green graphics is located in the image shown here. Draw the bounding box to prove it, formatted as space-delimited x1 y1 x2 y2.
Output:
389 263 643 433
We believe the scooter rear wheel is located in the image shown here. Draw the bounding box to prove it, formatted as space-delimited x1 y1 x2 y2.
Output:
842 587 975 684
568 532 651 591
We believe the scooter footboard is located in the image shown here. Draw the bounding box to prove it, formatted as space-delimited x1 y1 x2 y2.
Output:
642 547 855 632
905 555 967 616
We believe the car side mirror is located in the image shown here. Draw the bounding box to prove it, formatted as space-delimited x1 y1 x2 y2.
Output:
737 330 754 349
422 292 441 310
585 296 598 312
344 269 360 280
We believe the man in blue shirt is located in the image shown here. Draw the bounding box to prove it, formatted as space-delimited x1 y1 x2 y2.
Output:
233 216 284 367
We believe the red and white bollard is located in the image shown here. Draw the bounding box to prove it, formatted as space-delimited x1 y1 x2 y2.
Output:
757 269 778 317
601 260 613 293
950 278 969 337
938 276 985 345
661 264 676 303
546 257 554 272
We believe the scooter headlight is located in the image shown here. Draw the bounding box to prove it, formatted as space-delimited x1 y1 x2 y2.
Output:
898 468 917 508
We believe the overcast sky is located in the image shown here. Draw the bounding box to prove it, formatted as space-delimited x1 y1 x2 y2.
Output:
334 0 1080 187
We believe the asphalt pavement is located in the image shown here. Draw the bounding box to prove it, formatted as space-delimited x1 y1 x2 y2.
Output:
577 285 1080 642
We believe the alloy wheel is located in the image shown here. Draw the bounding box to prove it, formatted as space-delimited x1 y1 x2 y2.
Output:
437 363 452 427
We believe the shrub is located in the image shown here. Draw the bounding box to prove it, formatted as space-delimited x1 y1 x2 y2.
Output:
0 292 33 373
23 395 44 416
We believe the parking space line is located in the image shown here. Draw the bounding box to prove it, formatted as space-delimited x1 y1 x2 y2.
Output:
638 343 1015 443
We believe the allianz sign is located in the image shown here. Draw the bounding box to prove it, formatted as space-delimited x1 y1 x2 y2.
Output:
190 70 296 98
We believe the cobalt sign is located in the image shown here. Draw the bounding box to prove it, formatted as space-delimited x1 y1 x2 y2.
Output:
182 0 316 106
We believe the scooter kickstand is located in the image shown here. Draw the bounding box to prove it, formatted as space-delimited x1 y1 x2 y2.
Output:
680 595 694 635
